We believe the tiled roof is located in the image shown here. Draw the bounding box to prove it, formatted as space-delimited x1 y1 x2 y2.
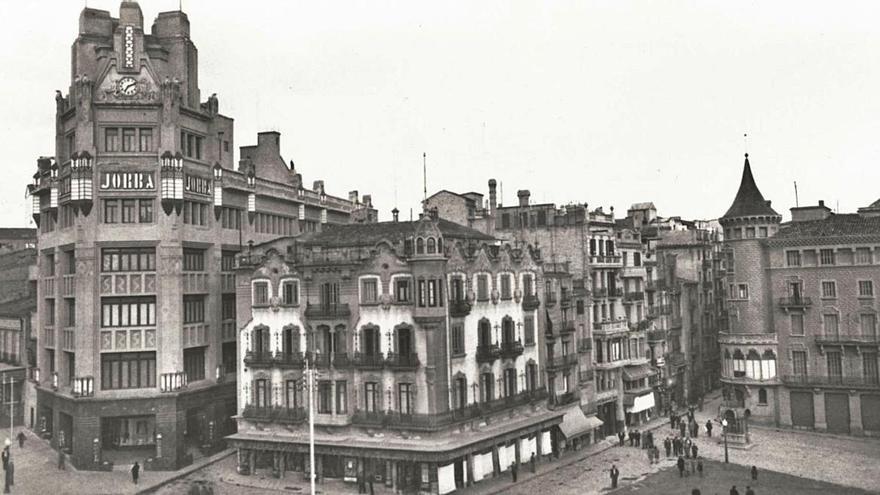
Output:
775 214 880 239
629 202 656 211
722 155 780 218
299 218 494 247
656 230 704 247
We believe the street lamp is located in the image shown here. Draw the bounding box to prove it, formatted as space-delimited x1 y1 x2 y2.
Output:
720 418 729 463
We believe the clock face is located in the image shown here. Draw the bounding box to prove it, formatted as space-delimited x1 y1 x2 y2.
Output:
117 77 138 96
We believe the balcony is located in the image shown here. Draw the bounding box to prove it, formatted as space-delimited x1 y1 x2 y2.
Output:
590 255 623 267
560 294 573 308
668 351 686 368
814 333 880 346
621 266 647 278
578 337 593 353
782 374 880 390
499 340 524 359
624 291 644 304
550 389 580 408
386 352 420 370
160 371 187 393
449 299 472 318
275 351 305 368
778 296 813 310
99 271 157 296
332 352 351 368
647 329 667 343
522 294 540 311
61 275 76 297
476 344 501 364
312 352 331 368
546 353 578 371
560 320 576 335
72 376 94 398
631 319 652 332
304 303 351 320
593 319 629 335
353 352 385 369
241 405 308 424
244 351 275 368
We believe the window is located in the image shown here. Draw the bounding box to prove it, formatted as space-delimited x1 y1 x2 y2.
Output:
758 388 768 405
221 251 237 272
181 130 204 160
121 199 137 223
861 314 877 337
524 314 535 345
318 381 332 414
786 251 801 267
183 295 205 324
335 381 347 414
500 274 511 300
398 383 414 414
792 351 807 377
634 252 642 266
222 341 236 374
285 379 301 409
477 274 489 301
823 314 839 337
416 238 424 254
790 313 804 336
537 210 546 226
320 282 340 307
282 280 299 305
361 278 379 304
65 132 76 160
745 227 755 238
451 324 464 355
221 207 242 230
138 128 153 152
426 237 436 254
183 201 208 226
138 199 153 223
100 352 156 390
122 128 136 152
827 351 843 382
65 299 76 327
183 248 205 271
821 281 837 298
480 372 494 402
395 278 411 303
732 350 745 377
737 284 749 300
65 250 76 275
101 247 155 272
184 347 206 382
101 297 156 327
103 199 119 223
105 128 120 152
856 248 873 265
820 249 836 266
364 382 379 412
864 353 879 385
253 281 269 306
859 280 874 297
253 378 269 408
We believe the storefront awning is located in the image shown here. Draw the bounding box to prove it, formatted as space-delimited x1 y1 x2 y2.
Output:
623 363 657 382
559 407 604 439
626 392 656 414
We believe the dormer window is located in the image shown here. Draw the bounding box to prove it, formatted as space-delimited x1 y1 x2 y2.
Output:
416 238 425 254
427 237 436 254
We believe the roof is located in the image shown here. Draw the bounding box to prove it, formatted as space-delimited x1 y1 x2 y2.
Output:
629 202 656 211
0 296 36 317
0 228 36 240
774 214 880 239
722 154 780 219
299 218 494 248
623 363 657 381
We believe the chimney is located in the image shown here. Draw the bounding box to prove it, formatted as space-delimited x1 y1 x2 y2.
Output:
517 190 530 207
313 180 325 195
488 179 497 218
790 199 832 222
349 190 359 204
362 195 372 207
392 208 399 222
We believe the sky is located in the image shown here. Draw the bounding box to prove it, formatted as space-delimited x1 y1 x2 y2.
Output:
1 0 879 228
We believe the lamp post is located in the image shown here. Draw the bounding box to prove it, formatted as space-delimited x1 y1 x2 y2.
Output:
721 418 729 463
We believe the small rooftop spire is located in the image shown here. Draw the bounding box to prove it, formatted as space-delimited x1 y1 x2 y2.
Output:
722 152 780 219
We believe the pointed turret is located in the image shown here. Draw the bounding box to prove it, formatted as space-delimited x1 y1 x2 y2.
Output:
722 154 779 219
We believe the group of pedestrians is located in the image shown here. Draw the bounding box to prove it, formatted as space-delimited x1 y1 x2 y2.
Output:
728 466 761 495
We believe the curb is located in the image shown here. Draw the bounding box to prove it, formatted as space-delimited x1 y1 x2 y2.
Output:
135 449 236 495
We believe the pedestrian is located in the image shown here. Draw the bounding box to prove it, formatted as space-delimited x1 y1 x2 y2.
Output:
654 446 660 464
751 465 758 483
730 486 740 495
673 436 681 457
628 429 634 447
646 431 653 449
692 444 698 459
697 458 703 477
6 461 10 487
2 462 8 495
706 420 713 437
690 457 696 475
664 437 671 458
679 421 686 437
131 461 140 485
693 420 699 438
647 446 653 465
510 462 517 483
677 456 685 477
745 487 755 495
618 431 625 447
1 446 7 471
14 434 23 450
610 464 620 488
670 413 676 429
57 448 64 470
635 429 641 448
530 452 536 474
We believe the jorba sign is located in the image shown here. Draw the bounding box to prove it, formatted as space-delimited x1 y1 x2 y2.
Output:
100 172 155 190
184 174 211 196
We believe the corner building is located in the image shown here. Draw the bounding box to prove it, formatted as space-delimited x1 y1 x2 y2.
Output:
27 2 374 469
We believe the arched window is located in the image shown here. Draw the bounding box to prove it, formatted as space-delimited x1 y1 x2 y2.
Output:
732 350 745 377
762 350 777 379
416 238 425 254
478 318 492 348
426 237 436 254
746 350 761 379
501 317 515 346
480 372 495 402
758 388 768 405
437 238 443 254
253 325 270 354
453 375 468 410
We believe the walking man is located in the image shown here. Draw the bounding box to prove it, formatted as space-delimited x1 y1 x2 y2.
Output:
610 464 620 488
131 461 140 485
692 443 698 459
706 420 713 437
697 457 703 477
510 462 517 483
677 456 685 477
751 465 758 483
730 485 740 495
664 437 671 458
618 431 625 447
15 433 23 450
530 452 536 474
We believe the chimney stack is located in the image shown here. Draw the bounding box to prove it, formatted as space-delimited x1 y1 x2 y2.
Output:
392 208 399 222
313 180 325 195
362 195 372 208
349 190 359 204
517 190 530 207
488 179 497 218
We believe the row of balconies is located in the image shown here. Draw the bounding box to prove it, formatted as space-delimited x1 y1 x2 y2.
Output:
592 287 624 299
593 319 629 335
475 341 526 363
243 350 421 370
590 255 623 266
45 271 230 298
782 374 880 389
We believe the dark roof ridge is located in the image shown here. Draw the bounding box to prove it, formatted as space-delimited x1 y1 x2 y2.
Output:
722 154 780 219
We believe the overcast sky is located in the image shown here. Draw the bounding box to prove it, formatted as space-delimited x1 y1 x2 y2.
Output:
2 0 879 228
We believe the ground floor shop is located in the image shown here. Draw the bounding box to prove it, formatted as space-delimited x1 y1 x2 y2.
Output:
35 380 236 470
784 388 880 436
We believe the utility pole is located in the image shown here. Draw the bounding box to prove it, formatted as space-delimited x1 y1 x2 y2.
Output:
307 357 316 495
